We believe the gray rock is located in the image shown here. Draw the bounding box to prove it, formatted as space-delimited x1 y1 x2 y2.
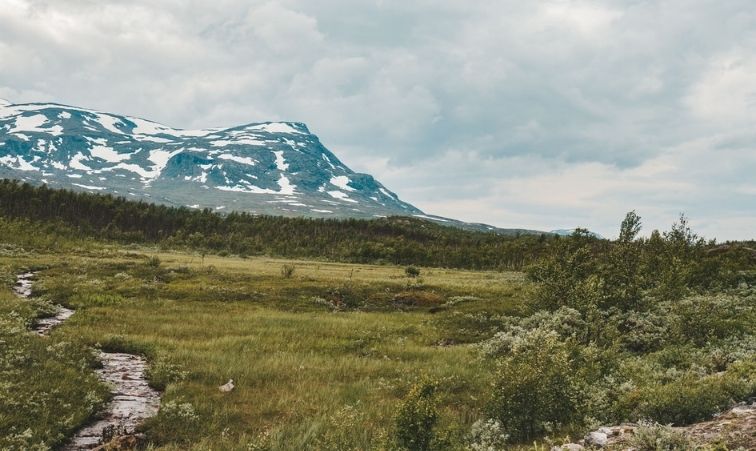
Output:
585 431 609 447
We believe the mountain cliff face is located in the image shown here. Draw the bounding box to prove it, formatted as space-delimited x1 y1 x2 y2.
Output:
0 99 424 219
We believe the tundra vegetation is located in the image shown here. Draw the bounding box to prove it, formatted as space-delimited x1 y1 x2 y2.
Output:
0 185 754 450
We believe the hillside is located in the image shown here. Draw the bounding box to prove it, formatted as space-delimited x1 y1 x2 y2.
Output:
0 179 552 270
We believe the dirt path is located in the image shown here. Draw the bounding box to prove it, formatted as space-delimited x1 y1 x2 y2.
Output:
12 271 75 334
13 272 161 450
64 353 160 450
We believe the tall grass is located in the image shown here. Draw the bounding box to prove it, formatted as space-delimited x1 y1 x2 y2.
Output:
2 251 519 449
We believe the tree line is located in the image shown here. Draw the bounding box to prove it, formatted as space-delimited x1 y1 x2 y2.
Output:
0 179 555 269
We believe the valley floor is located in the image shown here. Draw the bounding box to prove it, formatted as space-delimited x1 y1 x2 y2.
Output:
2 238 754 450
0 248 525 450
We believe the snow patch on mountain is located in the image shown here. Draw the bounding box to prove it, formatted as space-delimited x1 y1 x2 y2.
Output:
72 183 106 190
92 113 126 135
0 155 37 171
249 122 303 134
330 175 355 192
217 154 256 165
10 114 48 134
379 188 396 199
110 163 151 179
273 150 288 171
148 149 181 178
414 214 449 223
327 190 357 203
91 145 130 163
277 174 296 195
70 153 92 171
129 116 214 138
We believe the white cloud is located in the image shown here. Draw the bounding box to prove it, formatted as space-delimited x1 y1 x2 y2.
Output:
1 0 755 239
686 53 756 124
539 1 623 36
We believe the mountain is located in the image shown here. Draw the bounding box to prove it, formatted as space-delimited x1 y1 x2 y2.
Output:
0 99 416 217
550 228 604 239
0 99 543 235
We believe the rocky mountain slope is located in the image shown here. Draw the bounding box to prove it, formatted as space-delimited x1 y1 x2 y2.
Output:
0 99 420 218
0 99 548 234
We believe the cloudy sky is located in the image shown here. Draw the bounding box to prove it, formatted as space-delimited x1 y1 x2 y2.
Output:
1 0 754 239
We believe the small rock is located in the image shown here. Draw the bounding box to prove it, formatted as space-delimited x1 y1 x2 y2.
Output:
219 378 235 392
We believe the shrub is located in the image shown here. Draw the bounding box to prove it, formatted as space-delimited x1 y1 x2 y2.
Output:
666 294 752 346
467 418 509 451
487 328 581 442
527 244 603 313
147 399 200 444
405 266 421 278
628 421 692 451
280 264 296 278
628 370 753 425
395 379 438 451
147 256 161 268
477 308 586 358
615 311 669 353
519 307 587 341
146 357 188 391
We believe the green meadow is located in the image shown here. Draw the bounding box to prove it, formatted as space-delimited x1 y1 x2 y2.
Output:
1 249 527 450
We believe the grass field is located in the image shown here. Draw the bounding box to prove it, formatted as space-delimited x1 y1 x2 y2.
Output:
0 248 529 450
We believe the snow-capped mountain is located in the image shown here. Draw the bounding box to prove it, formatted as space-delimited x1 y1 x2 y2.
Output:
0 99 427 219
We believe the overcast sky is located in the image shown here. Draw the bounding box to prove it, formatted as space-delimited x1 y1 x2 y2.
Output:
1 0 754 239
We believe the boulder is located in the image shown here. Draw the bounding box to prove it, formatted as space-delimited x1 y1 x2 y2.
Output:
585 431 608 447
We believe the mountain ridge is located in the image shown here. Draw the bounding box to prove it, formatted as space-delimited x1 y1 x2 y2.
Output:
0 100 543 235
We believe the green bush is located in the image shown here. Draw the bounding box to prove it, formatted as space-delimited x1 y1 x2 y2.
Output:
405 266 421 278
487 328 581 442
615 310 669 353
666 294 753 346
628 421 692 451
395 379 438 451
145 356 187 391
627 370 753 425
145 399 200 444
467 418 509 451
